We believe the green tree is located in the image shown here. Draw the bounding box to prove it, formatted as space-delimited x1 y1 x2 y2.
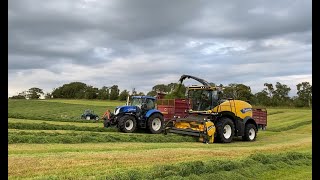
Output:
26 87 44 99
296 82 312 107
84 86 99 99
119 90 130 101
222 83 253 102
254 90 270 106
165 83 186 99
152 84 170 93
9 94 26 99
131 88 137 96
109 85 120 100
97 86 109 100
263 83 277 106
147 91 157 96
273 82 291 106
52 82 87 99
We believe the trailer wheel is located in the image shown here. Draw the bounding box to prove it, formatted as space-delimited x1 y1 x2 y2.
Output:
118 115 137 133
215 117 235 143
242 123 257 141
148 114 164 134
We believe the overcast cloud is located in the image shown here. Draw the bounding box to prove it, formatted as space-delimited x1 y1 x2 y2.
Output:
8 0 312 97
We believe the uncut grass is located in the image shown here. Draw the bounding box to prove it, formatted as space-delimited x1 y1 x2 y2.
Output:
264 108 311 131
41 99 125 107
8 99 119 122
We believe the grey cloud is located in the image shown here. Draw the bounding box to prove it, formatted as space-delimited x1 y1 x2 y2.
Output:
8 0 312 97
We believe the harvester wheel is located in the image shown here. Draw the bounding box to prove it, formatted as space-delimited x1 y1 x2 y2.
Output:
118 115 137 133
148 114 164 134
215 117 235 143
242 123 257 141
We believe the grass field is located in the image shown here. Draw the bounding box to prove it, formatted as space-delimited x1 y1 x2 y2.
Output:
8 99 312 180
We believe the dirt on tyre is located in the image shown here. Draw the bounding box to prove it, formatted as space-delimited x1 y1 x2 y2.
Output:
148 113 164 134
118 115 137 133
242 123 257 141
215 117 235 143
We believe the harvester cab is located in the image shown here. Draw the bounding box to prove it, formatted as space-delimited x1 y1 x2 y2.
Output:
164 74 259 144
103 96 164 134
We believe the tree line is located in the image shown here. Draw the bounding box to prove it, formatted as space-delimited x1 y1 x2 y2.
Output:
9 81 312 107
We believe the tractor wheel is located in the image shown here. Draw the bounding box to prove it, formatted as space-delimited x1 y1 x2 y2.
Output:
215 117 235 143
118 115 137 133
95 116 99 121
86 116 91 120
242 123 257 141
148 114 164 134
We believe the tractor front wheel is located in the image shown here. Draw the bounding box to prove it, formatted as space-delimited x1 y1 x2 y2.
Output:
148 114 164 134
118 115 137 133
215 117 235 143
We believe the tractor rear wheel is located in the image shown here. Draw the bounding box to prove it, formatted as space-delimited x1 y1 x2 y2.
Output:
86 116 91 120
242 123 257 141
118 115 137 133
215 117 235 143
148 114 164 134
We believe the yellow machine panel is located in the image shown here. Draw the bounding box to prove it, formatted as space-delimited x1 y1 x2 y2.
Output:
211 100 253 119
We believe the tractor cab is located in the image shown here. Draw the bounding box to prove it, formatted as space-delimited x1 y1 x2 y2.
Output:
130 96 156 111
186 85 222 113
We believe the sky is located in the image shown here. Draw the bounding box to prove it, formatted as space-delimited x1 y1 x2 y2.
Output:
8 0 312 97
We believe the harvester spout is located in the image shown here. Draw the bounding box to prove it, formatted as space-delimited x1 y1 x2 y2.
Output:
179 74 211 87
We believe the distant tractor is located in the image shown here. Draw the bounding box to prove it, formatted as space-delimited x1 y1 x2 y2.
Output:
81 109 99 120
103 96 164 134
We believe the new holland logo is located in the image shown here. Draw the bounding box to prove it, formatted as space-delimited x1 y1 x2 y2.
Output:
240 108 252 113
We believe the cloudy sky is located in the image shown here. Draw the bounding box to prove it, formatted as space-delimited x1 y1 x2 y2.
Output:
8 0 312 97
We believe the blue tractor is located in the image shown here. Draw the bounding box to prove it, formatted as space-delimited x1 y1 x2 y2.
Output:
103 96 164 134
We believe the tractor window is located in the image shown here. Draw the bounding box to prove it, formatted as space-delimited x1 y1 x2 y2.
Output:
189 90 214 111
146 99 155 109
131 98 142 107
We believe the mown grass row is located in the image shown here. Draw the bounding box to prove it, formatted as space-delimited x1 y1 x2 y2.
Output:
267 120 312 132
104 151 311 180
8 131 197 144
8 122 117 132
8 118 103 127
